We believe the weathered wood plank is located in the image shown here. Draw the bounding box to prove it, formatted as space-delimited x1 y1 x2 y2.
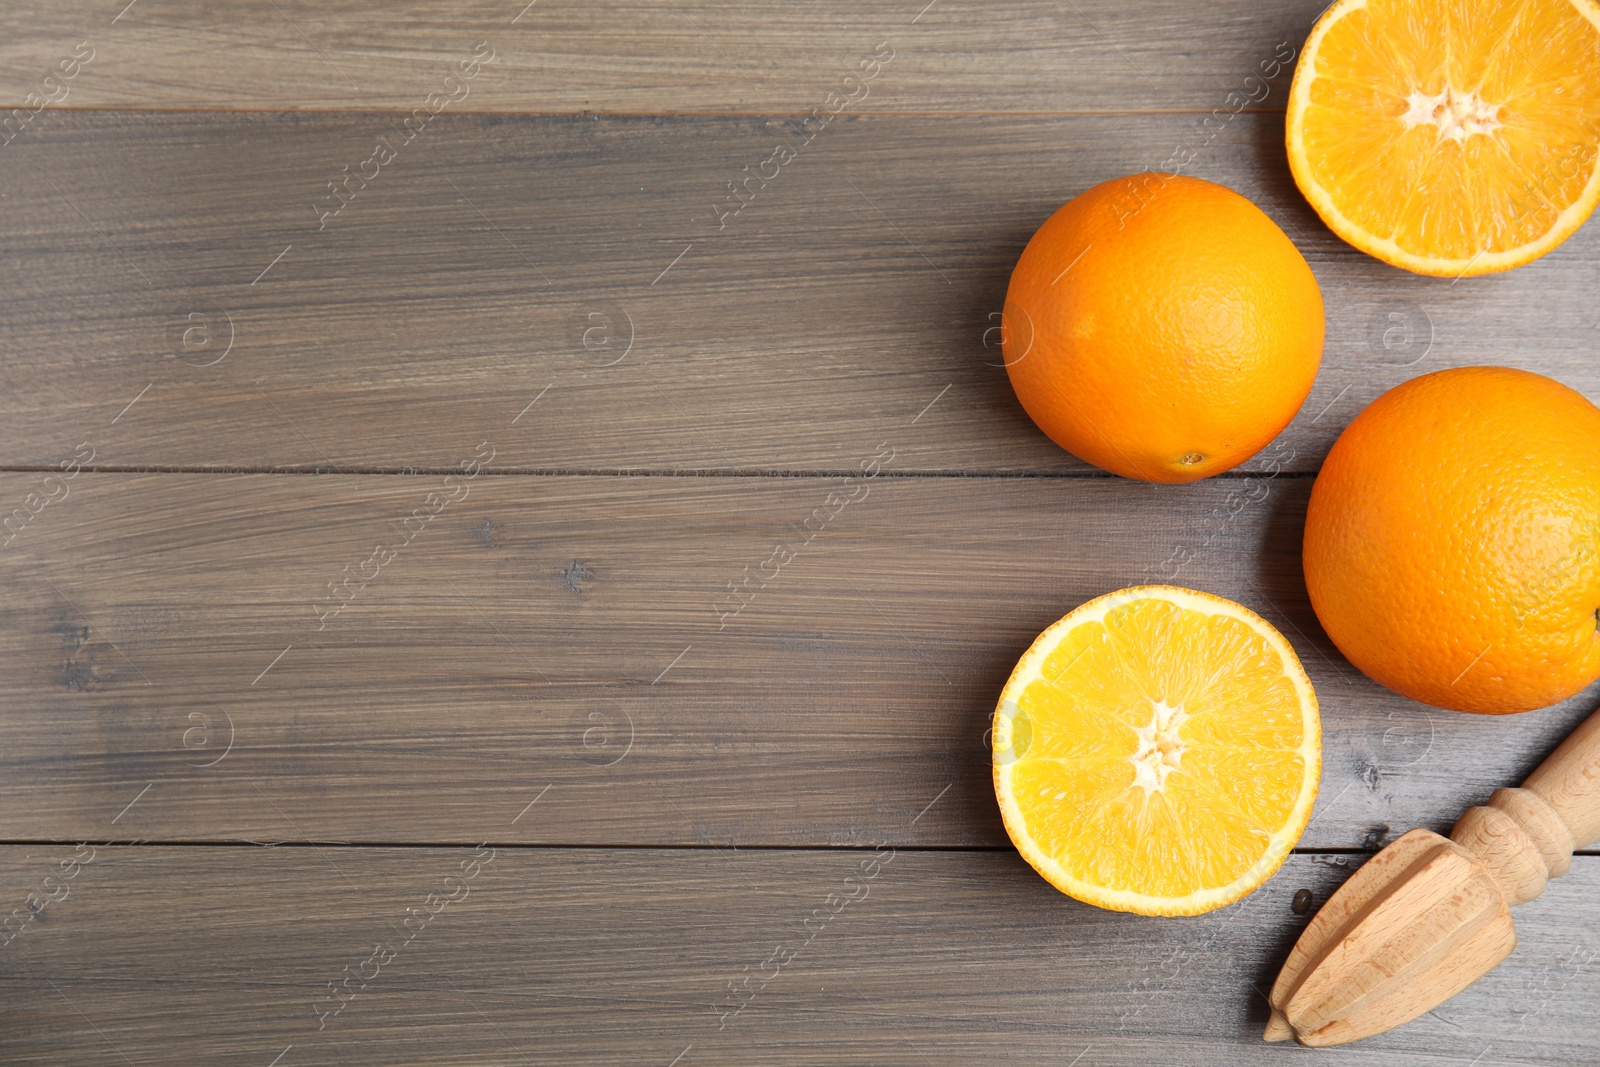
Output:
1 470 1594 848
1 846 1595 1064
0 0 1320 114
1 111 1593 474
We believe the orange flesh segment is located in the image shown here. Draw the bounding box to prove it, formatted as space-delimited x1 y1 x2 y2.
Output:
994 588 1320 915
1291 0 1600 274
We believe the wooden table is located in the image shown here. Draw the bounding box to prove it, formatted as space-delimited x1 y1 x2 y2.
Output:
1 2 1597 1063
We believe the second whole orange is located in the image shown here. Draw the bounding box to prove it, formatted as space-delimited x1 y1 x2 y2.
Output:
1002 174 1325 483
1304 367 1600 714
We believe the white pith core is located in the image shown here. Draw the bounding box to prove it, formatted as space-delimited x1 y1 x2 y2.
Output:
1131 699 1188 795
1401 85 1503 142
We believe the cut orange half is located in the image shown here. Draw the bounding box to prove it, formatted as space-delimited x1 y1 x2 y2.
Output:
1286 0 1600 277
993 587 1320 916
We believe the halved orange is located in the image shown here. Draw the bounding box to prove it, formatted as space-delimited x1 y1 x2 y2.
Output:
1286 0 1600 276
993 587 1320 916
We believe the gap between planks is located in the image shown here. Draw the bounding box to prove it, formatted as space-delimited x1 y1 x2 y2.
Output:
15 106 1295 119
0 841 1594 856
0 465 1314 480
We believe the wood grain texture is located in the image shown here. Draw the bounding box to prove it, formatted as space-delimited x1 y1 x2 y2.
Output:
1 111 1595 474
2 846 1597 1065
1523 705 1600 848
1267 829 1519 1047
1268 708 1600 1046
2 470 1595 848
0 0 1324 113
3 3 1598 1063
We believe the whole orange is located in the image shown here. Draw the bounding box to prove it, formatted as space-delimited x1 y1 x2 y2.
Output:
1002 174 1324 482
1304 367 1600 714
